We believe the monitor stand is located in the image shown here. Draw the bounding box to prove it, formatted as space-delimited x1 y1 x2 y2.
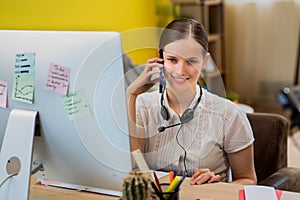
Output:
0 109 38 200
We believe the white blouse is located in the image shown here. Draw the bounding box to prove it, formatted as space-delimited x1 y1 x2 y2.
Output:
135 85 254 181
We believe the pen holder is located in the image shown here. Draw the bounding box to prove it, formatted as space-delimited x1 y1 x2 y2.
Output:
154 183 179 200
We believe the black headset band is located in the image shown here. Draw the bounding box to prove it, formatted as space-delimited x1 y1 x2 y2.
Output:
160 85 203 121
192 85 203 111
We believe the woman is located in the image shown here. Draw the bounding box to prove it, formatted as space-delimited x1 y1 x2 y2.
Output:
126 18 257 185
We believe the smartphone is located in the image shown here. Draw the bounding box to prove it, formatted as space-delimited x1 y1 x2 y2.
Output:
159 49 165 93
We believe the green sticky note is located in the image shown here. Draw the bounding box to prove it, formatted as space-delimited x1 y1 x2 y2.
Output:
12 74 34 104
62 89 92 121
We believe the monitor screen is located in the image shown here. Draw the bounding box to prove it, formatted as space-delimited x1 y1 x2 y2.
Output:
0 30 132 196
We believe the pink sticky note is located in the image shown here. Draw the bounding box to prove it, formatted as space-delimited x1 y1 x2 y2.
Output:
0 81 8 108
45 63 71 95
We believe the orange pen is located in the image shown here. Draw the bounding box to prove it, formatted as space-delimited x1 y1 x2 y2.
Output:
169 171 175 183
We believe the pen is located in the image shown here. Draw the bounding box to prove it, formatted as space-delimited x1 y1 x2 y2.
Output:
151 182 164 200
174 172 186 192
163 176 181 199
153 171 162 192
169 171 174 183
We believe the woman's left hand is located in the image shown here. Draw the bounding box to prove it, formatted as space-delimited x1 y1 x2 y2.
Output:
190 168 221 185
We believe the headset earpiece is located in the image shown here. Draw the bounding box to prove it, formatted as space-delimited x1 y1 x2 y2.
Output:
160 105 169 121
180 108 194 124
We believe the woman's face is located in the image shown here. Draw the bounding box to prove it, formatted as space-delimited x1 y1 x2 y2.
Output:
163 37 207 92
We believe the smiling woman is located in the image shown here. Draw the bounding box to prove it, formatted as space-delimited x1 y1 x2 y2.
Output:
162 37 208 94
126 18 257 186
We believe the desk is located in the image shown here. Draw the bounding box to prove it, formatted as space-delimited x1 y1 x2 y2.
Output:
30 177 300 200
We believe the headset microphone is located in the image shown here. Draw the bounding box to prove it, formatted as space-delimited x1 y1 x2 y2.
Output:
158 122 181 132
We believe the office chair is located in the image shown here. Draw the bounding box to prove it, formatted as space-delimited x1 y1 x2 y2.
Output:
247 112 300 192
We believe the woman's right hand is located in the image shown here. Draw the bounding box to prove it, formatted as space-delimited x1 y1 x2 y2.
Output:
190 168 221 185
126 57 164 96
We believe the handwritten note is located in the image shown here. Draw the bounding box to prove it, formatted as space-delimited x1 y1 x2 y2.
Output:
45 63 71 95
62 89 91 121
0 80 8 108
14 52 35 76
12 52 35 104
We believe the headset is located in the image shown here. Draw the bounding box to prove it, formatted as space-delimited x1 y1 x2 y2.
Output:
158 86 203 176
158 85 203 132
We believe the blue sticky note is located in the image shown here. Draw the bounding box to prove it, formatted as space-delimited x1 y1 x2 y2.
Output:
14 52 36 76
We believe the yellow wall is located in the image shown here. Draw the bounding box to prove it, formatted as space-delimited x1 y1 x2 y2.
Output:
0 0 158 31
0 0 173 63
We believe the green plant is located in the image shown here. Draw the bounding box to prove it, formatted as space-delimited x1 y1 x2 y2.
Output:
226 92 239 103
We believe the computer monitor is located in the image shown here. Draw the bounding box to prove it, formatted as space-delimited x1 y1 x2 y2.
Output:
0 30 132 196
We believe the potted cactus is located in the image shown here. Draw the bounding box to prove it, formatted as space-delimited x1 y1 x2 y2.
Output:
122 171 153 200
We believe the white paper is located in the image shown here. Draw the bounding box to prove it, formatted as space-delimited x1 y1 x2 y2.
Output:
244 185 277 200
132 149 150 171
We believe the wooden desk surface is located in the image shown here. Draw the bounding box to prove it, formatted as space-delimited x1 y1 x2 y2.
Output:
29 177 300 200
